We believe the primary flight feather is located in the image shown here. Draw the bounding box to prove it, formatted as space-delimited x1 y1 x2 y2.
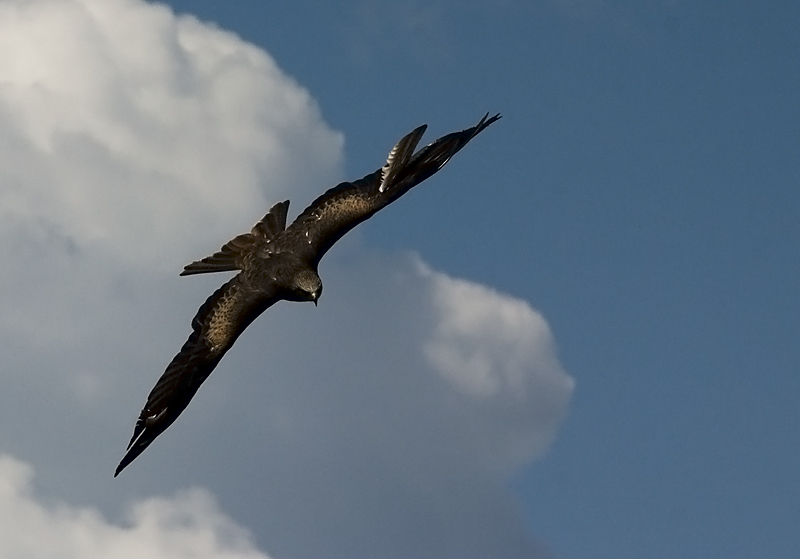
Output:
115 113 501 476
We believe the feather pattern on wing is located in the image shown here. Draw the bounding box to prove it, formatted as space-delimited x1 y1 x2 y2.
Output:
284 113 501 265
114 275 279 476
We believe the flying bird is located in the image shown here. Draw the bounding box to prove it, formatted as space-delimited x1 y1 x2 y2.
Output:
115 113 501 476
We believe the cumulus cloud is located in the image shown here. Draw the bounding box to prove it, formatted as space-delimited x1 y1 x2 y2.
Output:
0 455 272 559
0 0 342 271
419 258 573 473
0 1 573 558
0 0 342 347
421 259 564 400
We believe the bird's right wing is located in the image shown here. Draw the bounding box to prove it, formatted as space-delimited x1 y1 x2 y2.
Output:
283 113 501 265
114 275 279 476
181 201 290 276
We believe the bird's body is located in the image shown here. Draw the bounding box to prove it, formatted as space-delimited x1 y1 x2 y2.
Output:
115 113 500 476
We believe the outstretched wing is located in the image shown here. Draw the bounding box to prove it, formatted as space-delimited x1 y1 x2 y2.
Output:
283 113 501 265
115 276 279 476
181 201 290 276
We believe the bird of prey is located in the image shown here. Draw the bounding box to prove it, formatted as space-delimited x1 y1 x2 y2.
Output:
114 113 501 476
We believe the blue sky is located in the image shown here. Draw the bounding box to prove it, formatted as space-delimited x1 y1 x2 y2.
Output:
0 1 797 558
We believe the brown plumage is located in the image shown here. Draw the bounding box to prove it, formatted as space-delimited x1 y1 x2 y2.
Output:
115 113 501 476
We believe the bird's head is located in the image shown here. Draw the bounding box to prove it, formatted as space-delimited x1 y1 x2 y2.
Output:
289 267 322 305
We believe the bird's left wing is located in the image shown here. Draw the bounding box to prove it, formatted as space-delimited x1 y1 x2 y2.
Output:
283 113 501 265
115 275 279 476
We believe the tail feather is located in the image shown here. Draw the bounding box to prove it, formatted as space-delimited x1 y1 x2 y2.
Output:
181 201 290 276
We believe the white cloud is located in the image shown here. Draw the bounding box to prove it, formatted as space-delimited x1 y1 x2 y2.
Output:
0 0 342 270
421 258 568 400
418 257 574 472
0 0 342 345
0 455 272 559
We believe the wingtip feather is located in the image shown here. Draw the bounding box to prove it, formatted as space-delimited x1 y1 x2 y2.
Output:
380 124 428 193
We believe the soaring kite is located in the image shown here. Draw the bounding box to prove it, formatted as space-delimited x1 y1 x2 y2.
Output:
115 113 501 476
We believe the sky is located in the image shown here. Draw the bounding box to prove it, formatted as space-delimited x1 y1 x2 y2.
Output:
0 0 797 558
